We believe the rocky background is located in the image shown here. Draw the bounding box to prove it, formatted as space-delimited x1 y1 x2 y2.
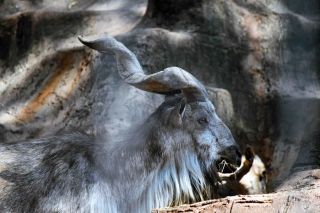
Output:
0 0 319 209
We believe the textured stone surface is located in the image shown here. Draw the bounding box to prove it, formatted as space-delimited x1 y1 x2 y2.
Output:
0 0 319 199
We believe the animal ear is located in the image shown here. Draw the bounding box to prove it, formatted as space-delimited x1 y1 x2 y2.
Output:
178 101 186 117
171 101 186 126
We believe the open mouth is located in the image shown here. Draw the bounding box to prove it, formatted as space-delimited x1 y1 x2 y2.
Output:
216 147 255 181
216 158 238 173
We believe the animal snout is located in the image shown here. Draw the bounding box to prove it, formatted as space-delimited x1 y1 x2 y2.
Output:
219 145 242 167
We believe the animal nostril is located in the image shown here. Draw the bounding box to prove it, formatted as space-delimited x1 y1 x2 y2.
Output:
216 138 219 143
231 146 242 166
236 156 241 166
236 149 242 159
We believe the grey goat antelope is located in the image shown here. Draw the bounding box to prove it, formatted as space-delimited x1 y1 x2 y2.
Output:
0 36 241 213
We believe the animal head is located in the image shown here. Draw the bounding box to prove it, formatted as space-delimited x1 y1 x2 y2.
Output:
149 93 240 171
78 35 241 187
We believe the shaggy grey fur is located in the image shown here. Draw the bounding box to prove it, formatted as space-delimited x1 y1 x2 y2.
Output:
0 36 241 213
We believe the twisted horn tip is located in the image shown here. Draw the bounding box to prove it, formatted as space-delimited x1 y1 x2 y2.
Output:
78 36 90 46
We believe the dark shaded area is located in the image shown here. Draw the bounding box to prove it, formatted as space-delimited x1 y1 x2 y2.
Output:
144 0 204 29
0 19 13 61
282 0 320 17
16 14 33 57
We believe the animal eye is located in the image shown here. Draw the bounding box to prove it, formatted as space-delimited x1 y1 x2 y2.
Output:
198 117 208 125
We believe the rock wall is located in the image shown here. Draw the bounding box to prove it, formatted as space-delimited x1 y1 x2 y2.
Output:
0 0 319 188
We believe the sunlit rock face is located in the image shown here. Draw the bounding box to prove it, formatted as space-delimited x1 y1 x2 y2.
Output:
0 0 319 187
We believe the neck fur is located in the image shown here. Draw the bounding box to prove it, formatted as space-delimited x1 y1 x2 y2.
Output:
137 150 214 212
